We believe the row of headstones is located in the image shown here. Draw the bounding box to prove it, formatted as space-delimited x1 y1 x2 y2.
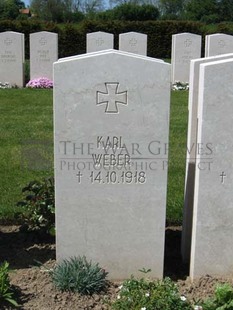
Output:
0 31 58 87
0 30 146 87
54 48 233 280
172 32 233 83
2 30 233 87
89 31 233 84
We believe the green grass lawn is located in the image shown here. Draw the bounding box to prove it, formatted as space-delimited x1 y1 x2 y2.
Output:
0 89 188 224
167 90 189 223
0 89 53 222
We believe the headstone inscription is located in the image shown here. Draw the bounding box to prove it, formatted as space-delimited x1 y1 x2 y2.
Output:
171 33 202 84
86 31 114 53
119 32 147 56
30 31 58 80
54 50 171 280
0 31 24 87
190 58 233 280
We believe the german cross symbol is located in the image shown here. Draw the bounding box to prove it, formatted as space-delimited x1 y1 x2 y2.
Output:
218 40 226 48
184 39 192 47
39 37 47 45
129 38 137 47
96 83 128 113
96 38 104 46
4 38 12 46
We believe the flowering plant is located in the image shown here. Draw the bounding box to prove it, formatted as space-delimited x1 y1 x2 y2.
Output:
111 276 193 310
26 77 53 89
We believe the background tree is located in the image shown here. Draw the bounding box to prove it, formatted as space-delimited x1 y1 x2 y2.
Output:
99 3 159 21
183 0 219 23
108 0 159 9
30 0 101 21
158 0 185 19
0 0 25 19
217 0 233 21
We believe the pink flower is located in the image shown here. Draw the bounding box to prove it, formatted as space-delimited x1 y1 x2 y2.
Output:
26 77 53 89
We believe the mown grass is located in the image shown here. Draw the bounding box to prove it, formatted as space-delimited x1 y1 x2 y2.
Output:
167 90 189 223
0 89 53 222
0 89 188 223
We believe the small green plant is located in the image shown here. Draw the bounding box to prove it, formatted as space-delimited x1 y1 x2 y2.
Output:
17 177 55 235
51 256 108 295
202 283 233 310
111 275 192 310
0 262 18 308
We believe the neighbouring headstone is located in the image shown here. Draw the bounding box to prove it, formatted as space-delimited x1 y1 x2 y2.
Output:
182 53 233 263
86 31 114 53
119 32 147 56
54 50 171 280
0 31 24 87
30 31 58 80
190 57 233 280
205 33 233 57
171 33 202 84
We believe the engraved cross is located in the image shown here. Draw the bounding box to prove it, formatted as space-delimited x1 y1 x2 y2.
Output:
4 38 12 46
220 171 226 184
218 40 226 48
39 37 47 45
184 39 192 47
96 38 104 46
97 83 127 113
129 38 137 47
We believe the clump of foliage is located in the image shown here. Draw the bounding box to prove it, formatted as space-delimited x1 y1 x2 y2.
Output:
51 256 108 295
97 3 160 21
111 275 192 310
0 262 18 308
202 283 233 309
17 177 55 235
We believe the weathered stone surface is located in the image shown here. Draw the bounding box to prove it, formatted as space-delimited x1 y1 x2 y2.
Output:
30 31 58 80
0 31 24 87
190 58 233 279
171 33 201 83
205 33 233 57
119 32 147 55
54 50 170 280
86 32 114 53
182 53 233 263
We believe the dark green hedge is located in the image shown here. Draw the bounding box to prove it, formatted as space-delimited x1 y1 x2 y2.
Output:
0 19 206 59
79 20 205 58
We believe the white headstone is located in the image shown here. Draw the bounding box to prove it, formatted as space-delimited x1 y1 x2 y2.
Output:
58 49 164 63
119 32 147 56
86 31 114 53
190 58 233 280
182 53 233 263
0 31 24 87
54 50 171 280
205 33 233 57
30 31 58 80
171 33 202 84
